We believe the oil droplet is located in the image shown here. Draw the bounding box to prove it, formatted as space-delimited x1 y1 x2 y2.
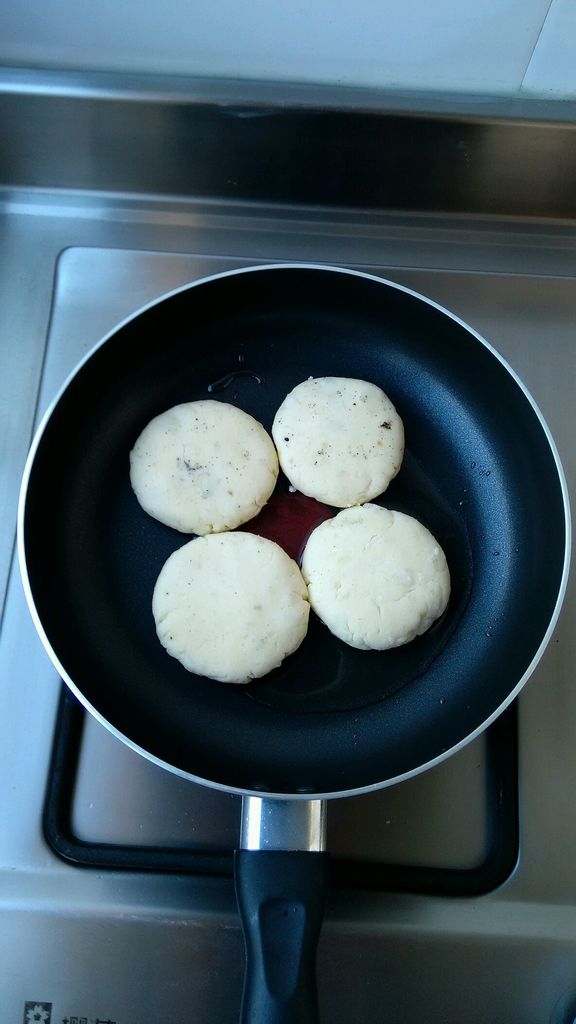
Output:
207 369 262 393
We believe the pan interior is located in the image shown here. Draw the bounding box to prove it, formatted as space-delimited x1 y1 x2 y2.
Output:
23 268 567 794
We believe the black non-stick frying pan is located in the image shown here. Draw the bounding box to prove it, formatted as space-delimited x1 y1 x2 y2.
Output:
19 265 570 1023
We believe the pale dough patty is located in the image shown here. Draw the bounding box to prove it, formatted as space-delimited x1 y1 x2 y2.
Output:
301 504 450 651
130 401 278 535
272 377 404 507
153 532 310 684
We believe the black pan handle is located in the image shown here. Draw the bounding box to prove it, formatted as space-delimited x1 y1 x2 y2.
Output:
235 849 329 1023
235 797 329 1024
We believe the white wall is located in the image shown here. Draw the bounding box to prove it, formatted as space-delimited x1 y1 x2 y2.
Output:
0 0 574 99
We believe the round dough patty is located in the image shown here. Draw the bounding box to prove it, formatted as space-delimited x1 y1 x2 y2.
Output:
153 532 310 683
272 377 404 507
301 504 450 651
130 400 278 535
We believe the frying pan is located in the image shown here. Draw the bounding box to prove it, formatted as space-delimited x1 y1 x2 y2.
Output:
18 265 570 1023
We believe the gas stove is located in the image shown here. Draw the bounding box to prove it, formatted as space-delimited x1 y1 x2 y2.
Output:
1 148 575 1021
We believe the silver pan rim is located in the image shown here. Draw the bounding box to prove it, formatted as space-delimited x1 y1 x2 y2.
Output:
17 261 572 801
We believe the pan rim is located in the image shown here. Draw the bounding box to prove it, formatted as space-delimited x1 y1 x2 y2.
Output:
17 261 572 800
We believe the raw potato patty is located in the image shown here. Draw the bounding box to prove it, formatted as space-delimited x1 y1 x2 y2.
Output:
301 504 450 650
272 377 404 507
153 532 310 683
130 401 279 535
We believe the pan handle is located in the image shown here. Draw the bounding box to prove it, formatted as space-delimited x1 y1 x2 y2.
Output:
235 797 329 1024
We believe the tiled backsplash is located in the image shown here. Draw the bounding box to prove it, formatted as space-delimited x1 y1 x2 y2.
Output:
521 0 576 97
0 0 574 100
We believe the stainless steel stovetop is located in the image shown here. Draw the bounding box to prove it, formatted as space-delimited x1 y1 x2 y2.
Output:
1 191 575 1023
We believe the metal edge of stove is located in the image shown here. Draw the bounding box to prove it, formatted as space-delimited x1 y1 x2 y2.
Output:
2 67 576 219
3 66 576 121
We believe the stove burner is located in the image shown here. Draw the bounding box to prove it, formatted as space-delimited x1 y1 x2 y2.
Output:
43 687 519 896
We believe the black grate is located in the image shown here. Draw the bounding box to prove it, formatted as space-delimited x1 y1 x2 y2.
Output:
44 685 519 896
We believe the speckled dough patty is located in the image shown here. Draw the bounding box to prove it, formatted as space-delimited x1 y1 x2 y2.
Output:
153 532 310 684
301 504 450 650
130 400 279 534
272 377 404 507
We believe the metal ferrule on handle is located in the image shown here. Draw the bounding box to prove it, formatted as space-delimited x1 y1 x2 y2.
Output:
240 796 327 852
